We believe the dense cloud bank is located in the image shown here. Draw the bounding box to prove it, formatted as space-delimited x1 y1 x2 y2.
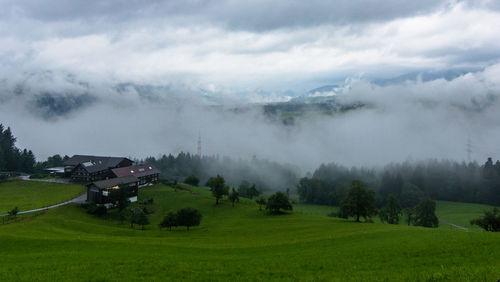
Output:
1 1 499 90
1 64 500 171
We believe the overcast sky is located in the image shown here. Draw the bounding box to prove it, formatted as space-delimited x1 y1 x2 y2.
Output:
1 0 500 167
1 0 500 92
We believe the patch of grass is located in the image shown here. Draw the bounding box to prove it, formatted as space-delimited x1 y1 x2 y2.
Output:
293 203 338 216
0 184 499 281
435 200 494 229
0 179 85 212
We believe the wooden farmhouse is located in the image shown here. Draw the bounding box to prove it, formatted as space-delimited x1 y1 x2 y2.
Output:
111 164 160 187
66 155 160 205
64 155 133 182
86 176 139 204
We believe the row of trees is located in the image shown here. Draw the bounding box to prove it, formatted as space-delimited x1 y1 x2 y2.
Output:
205 174 293 213
0 124 36 173
333 180 438 228
299 158 500 208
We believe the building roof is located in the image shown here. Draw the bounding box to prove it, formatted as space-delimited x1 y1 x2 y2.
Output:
88 176 139 190
65 155 133 173
64 155 132 167
112 164 160 178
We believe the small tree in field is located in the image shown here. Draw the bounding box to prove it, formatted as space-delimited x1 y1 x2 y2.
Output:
136 212 150 230
206 175 229 205
176 208 202 230
229 188 239 207
470 207 500 232
159 212 178 231
256 196 267 211
266 192 292 214
184 174 200 186
339 180 377 222
129 207 146 228
414 198 438 228
379 194 402 224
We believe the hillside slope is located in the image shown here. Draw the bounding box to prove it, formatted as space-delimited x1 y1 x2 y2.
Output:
0 184 498 281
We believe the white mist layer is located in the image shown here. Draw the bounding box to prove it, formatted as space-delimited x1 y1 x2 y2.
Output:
1 64 500 171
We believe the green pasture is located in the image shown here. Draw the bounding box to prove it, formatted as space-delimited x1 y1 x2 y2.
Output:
0 183 499 281
0 179 85 212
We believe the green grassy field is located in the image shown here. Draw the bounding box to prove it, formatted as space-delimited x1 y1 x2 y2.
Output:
0 183 499 281
0 179 85 212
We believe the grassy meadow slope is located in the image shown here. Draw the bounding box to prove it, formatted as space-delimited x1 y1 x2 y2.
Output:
435 201 494 230
0 184 499 281
0 179 85 212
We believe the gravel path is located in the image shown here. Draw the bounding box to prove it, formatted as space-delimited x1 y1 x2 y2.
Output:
0 193 86 217
438 218 468 230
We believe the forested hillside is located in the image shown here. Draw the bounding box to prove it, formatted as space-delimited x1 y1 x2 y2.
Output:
298 159 500 207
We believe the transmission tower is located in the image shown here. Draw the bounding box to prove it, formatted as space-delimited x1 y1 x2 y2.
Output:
197 133 202 156
466 136 472 163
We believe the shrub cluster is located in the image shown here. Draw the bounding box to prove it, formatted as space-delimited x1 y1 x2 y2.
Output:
471 207 500 232
159 207 202 231
81 202 107 216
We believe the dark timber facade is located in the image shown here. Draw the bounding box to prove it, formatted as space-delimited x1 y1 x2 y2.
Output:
86 176 139 204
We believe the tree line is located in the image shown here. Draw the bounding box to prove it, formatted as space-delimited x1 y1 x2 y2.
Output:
298 159 500 207
329 180 439 228
0 124 36 174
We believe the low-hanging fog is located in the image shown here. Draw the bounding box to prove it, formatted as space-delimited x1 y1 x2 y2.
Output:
1 63 499 172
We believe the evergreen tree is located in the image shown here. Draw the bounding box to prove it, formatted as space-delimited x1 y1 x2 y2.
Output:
0 124 36 173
